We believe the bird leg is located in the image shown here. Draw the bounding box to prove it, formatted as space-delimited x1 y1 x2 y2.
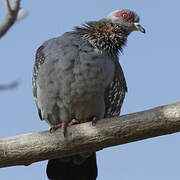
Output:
49 119 80 135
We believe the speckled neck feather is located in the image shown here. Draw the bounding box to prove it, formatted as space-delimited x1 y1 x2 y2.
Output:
75 21 129 55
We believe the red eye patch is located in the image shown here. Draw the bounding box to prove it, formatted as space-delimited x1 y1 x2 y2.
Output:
114 10 135 23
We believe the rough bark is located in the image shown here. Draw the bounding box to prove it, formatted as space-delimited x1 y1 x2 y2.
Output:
0 101 180 168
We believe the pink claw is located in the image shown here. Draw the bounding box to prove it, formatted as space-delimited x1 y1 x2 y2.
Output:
49 119 79 136
50 122 68 136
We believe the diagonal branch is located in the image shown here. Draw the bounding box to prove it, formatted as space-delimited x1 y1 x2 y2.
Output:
0 0 21 38
0 101 180 168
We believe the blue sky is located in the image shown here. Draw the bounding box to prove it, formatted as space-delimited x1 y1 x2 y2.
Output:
0 0 180 179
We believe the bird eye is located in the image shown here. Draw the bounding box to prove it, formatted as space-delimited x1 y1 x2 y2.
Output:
116 10 135 22
122 13 127 18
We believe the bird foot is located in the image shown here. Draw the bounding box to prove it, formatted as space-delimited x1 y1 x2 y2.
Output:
92 117 98 126
49 119 80 136
68 118 79 126
49 123 68 134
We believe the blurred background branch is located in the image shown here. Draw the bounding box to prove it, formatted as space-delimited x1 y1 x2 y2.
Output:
0 0 27 38
0 0 20 38
0 0 27 90
0 80 19 90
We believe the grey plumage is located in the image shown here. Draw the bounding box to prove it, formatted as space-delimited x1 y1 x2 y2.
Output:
33 32 126 126
32 9 145 180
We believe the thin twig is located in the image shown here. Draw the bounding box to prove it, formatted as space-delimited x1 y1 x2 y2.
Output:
3 0 13 15
0 0 21 38
0 80 19 90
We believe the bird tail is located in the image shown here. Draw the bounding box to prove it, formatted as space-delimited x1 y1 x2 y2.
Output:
46 152 98 180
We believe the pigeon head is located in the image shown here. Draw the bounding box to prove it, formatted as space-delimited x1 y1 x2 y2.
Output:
75 9 145 54
106 9 145 34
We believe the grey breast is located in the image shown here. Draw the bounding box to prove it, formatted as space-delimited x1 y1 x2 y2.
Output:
36 32 115 125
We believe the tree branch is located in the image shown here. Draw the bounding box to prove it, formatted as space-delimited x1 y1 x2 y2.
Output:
0 80 19 90
0 102 180 168
0 0 21 38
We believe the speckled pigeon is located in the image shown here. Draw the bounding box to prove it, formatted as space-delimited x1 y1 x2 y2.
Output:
32 9 145 180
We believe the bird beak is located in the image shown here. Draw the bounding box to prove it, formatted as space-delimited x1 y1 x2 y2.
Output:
134 23 146 33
